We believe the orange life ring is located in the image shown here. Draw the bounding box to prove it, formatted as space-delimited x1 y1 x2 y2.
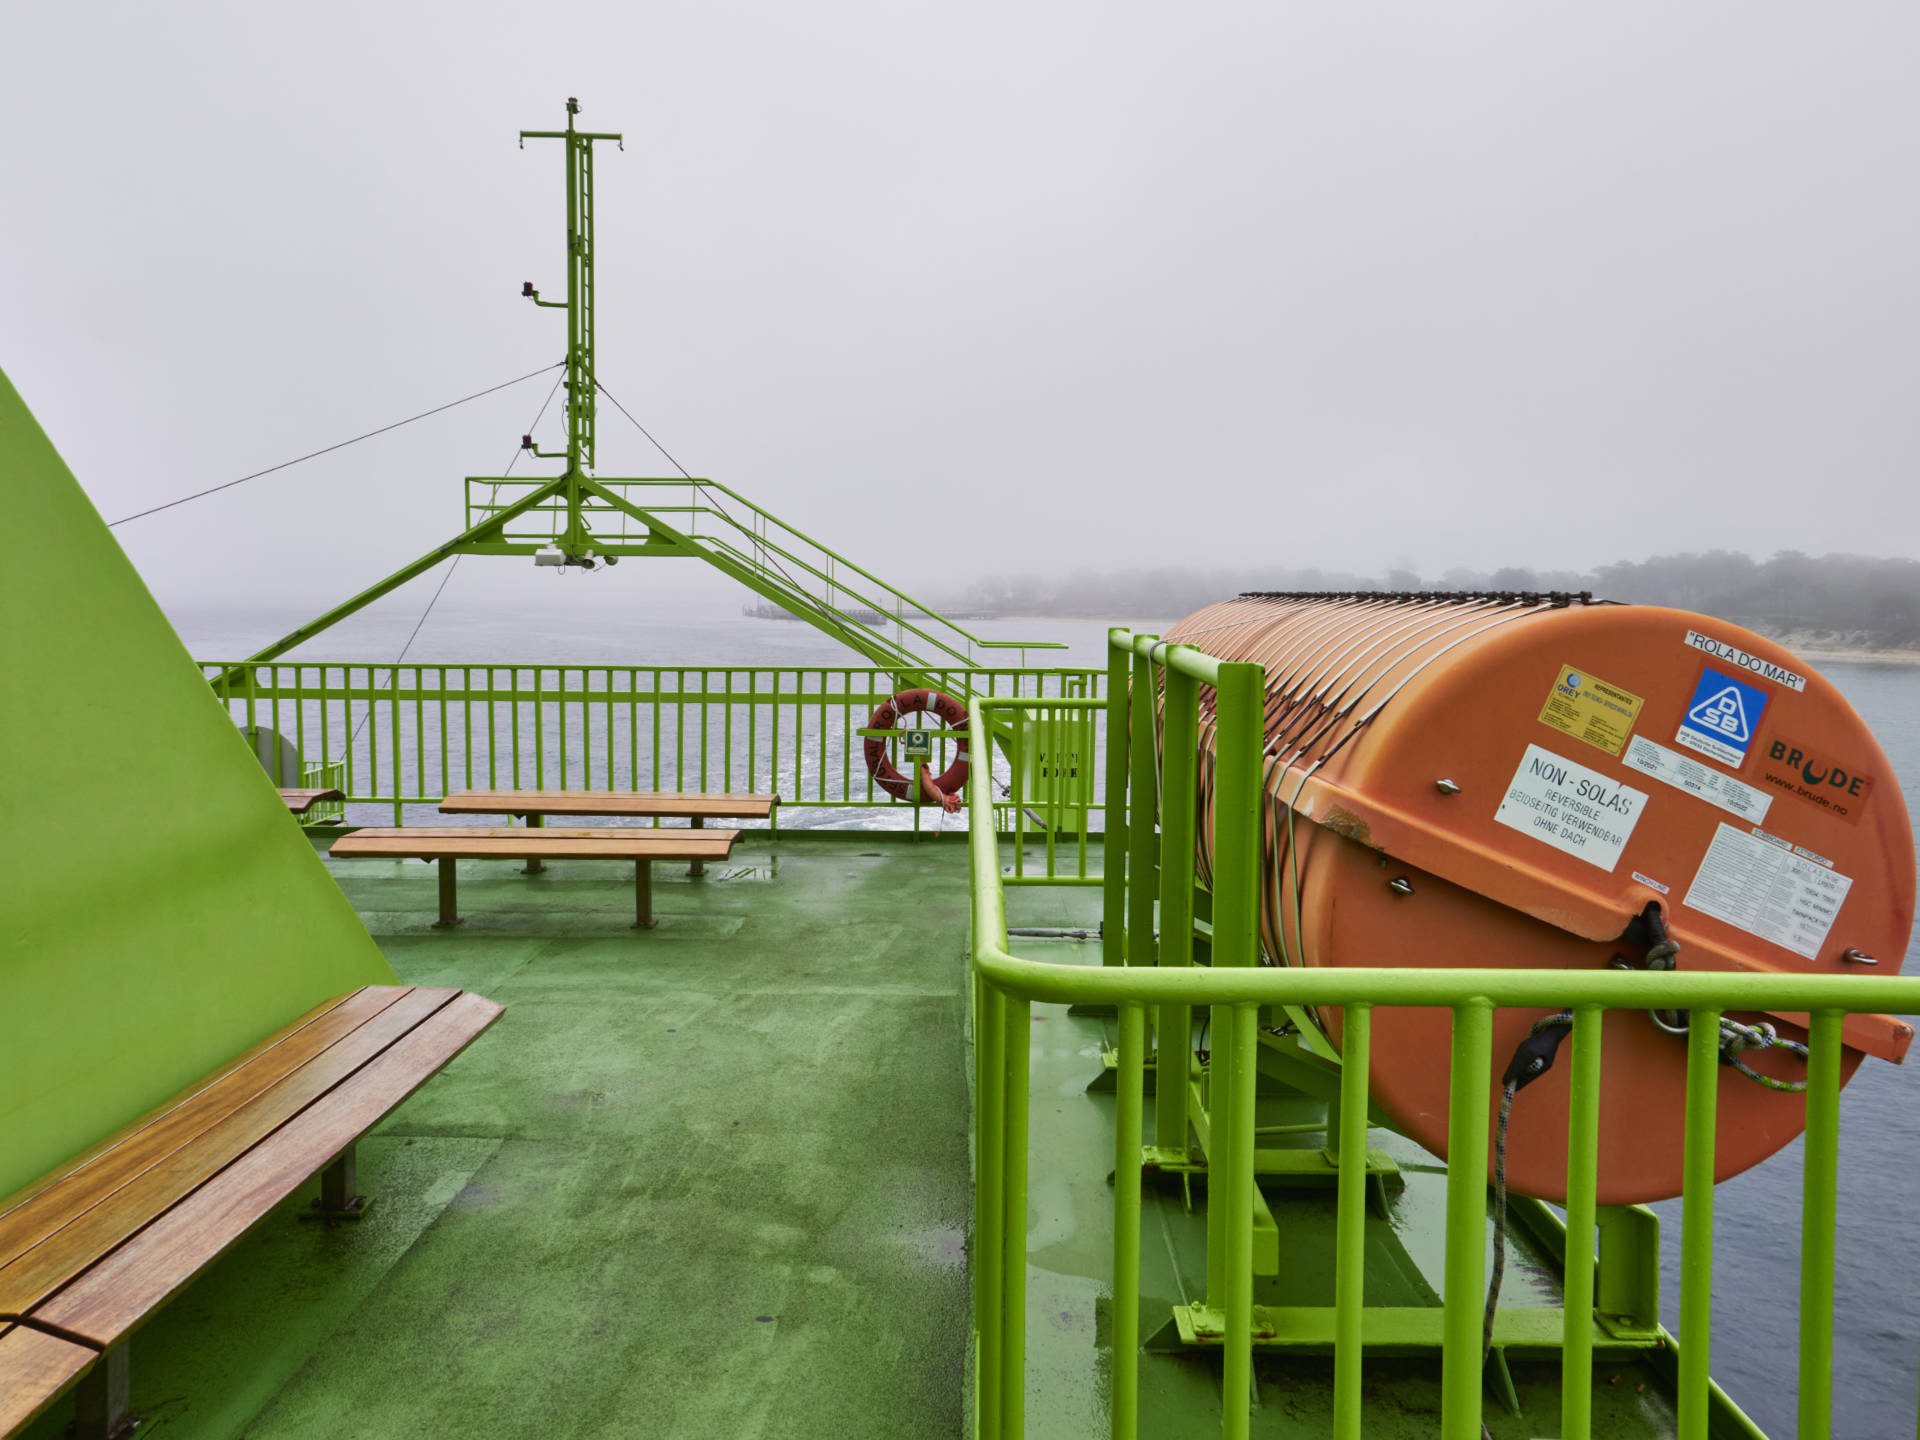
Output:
865 689 970 803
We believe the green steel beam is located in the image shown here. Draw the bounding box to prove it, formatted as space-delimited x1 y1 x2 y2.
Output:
218 474 567 687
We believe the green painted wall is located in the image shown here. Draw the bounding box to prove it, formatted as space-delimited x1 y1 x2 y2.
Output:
0 365 396 1201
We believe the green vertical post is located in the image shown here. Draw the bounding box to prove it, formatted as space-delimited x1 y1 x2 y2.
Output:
1208 661 1264 969
1207 661 1264 1318
388 665 403 825
1798 1009 1842 1440
1112 1002 1146 1440
1441 1000 1493 1440
1154 658 1198 1152
976 977 1006 1440
1560 1005 1604 1440
1332 1004 1371 1440
1126 639 1159 974
1221 1001 1259 1440
1000 992 1032 1440
519 99 619 556
1011 712 1026 877
1678 1009 1722 1440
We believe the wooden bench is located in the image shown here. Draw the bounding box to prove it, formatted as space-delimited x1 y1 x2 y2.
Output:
328 827 741 928
0 985 500 1440
278 787 345 818
438 790 779 876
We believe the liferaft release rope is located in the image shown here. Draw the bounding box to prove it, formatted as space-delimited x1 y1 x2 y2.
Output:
1484 1010 1575 1380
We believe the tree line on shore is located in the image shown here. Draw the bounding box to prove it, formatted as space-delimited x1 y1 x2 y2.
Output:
958 550 1920 650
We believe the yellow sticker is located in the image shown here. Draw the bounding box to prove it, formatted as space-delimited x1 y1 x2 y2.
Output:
1537 664 1644 757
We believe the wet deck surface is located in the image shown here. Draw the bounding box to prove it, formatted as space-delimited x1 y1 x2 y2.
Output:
22 832 974 1440
20 831 1690 1439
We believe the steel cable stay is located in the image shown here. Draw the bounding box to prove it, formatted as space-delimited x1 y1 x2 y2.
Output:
341 370 568 757
592 378 917 645
106 362 565 528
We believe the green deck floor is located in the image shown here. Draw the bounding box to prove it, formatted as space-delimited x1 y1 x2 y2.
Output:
21 831 1700 1439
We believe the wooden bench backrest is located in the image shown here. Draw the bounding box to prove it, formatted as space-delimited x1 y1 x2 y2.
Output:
0 367 397 1204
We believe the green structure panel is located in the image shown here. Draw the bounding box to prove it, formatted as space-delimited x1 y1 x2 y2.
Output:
0 365 395 1201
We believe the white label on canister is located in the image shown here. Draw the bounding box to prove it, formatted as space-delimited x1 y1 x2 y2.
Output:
1494 743 1648 872
1683 822 1852 959
1683 630 1808 691
1622 735 1773 823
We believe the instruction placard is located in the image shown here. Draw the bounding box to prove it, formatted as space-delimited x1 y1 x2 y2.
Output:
1622 735 1772 824
1684 823 1852 959
1494 743 1648 872
1536 664 1644 757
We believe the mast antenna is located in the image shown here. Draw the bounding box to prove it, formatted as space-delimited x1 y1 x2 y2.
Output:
519 97 622 563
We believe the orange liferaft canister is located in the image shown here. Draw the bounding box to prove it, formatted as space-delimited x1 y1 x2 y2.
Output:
1163 593 1914 1204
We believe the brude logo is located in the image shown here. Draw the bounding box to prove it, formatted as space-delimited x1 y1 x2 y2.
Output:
1762 737 1875 824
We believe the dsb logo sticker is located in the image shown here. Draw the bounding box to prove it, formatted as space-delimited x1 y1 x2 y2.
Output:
1675 667 1769 769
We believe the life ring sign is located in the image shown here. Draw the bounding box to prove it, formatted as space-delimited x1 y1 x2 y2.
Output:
865 689 969 812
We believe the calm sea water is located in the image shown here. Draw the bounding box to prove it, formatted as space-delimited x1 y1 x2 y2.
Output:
1652 660 1920 1440
178 602 1920 1436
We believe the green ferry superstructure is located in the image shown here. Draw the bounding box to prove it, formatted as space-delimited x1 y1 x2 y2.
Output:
2 101 1915 1440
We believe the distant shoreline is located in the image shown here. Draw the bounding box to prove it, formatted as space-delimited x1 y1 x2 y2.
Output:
1789 644 1920 667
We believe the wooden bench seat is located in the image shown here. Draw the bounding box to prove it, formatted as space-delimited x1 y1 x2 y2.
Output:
277 787 345 818
438 790 779 876
328 827 742 928
0 985 500 1440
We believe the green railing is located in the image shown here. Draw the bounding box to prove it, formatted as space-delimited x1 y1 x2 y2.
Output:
967 626 1920 1440
205 661 1102 825
298 758 346 824
465 474 1067 672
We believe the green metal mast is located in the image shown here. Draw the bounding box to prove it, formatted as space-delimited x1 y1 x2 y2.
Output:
221 99 1062 685
519 97 621 563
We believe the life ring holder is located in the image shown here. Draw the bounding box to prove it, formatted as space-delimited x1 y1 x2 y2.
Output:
864 689 970 804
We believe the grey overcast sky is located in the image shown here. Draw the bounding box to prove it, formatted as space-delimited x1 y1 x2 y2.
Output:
5 2 1919 624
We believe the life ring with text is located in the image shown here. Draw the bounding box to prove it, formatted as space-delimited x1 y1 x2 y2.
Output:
865 689 970 808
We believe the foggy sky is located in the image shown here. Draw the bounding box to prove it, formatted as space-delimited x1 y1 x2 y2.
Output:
6 3 1918 634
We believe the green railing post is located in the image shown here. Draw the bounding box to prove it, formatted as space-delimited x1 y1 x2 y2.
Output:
1126 640 1159 975
1102 632 1131 957
1441 1000 1493 1440
1208 661 1265 967
1678 1009 1722 1440
976 976 1006 1440
388 665 403 825
1000 991 1033 1440
1798 1009 1843 1440
1221 1001 1259 1440
1208 662 1264 1360
1561 1004 1604 1440
1155 656 1198 1155
1112 1002 1146 1440
1332 1003 1371 1440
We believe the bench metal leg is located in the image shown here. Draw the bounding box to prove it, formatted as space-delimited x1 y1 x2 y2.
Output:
302 1141 369 1222
433 857 461 927
522 812 546 873
688 814 706 878
73 1341 134 1440
633 859 656 929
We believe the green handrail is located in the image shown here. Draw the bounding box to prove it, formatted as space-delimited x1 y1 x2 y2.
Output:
206 660 1104 824
966 627 1920 1440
